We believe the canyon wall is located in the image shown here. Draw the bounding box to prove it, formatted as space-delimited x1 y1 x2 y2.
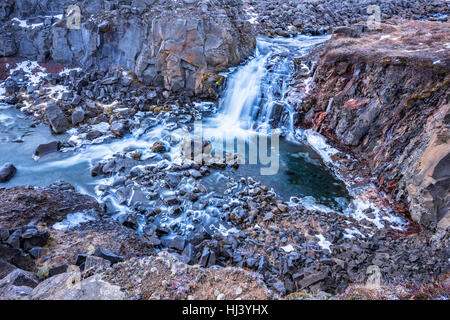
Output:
0 0 256 97
296 20 449 230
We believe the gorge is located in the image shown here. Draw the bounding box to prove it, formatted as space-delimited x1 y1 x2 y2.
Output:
0 0 449 300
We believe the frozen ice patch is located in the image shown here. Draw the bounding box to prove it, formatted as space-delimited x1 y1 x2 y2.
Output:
343 228 366 239
281 244 295 253
12 18 43 29
301 129 339 164
289 196 335 213
91 122 110 133
59 67 82 77
53 210 96 231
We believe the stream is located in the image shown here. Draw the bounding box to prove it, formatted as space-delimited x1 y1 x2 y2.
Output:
0 35 407 236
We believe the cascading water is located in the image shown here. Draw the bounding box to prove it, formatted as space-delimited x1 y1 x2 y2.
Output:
210 35 330 135
201 35 351 210
0 35 357 236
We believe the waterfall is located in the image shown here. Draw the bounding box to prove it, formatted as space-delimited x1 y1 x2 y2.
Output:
211 35 330 136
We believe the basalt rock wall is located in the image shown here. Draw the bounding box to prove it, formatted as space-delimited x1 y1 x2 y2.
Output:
296 20 450 230
0 0 256 97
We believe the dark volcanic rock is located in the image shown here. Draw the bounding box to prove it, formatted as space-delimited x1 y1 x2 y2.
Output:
110 120 129 137
297 21 450 230
0 163 16 182
71 107 85 125
4 0 256 99
0 182 101 228
0 258 17 279
45 103 69 134
93 248 124 265
34 141 61 157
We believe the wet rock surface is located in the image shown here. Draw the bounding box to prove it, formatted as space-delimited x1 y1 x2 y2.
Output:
0 162 16 182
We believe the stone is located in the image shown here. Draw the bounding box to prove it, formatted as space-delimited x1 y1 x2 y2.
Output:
45 103 69 134
182 243 195 264
34 142 61 157
298 271 328 289
0 163 16 182
49 265 68 277
93 248 123 264
161 236 186 251
0 228 9 242
84 255 111 272
0 269 38 300
0 258 17 279
31 271 82 300
152 141 167 153
332 26 362 38
199 247 216 267
165 172 182 189
75 254 89 267
0 269 38 288
110 121 129 137
0 244 34 271
28 247 48 260
58 275 125 300
189 169 202 179
272 281 286 295
71 107 85 125
0 33 17 56
22 230 50 250
6 230 21 248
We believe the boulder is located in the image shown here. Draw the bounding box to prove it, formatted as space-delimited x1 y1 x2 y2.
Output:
34 141 61 157
110 120 129 137
0 258 17 280
30 271 81 300
93 248 123 265
0 33 17 57
31 272 124 300
71 107 85 125
0 163 16 182
0 269 38 300
45 103 69 134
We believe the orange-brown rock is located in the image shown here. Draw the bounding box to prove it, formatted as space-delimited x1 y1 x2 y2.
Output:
296 19 449 230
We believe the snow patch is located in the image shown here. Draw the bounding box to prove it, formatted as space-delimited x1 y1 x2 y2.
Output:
344 228 366 239
59 67 82 77
10 61 47 85
91 122 110 133
316 234 332 252
281 244 295 253
12 18 43 29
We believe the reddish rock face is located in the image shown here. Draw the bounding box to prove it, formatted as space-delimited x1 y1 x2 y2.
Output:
296 20 450 230
46 2 256 98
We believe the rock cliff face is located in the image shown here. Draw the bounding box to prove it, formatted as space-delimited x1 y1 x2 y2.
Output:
296 20 449 230
0 0 256 96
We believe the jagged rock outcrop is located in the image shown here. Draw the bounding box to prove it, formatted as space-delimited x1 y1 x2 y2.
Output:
1 0 256 97
296 20 450 230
